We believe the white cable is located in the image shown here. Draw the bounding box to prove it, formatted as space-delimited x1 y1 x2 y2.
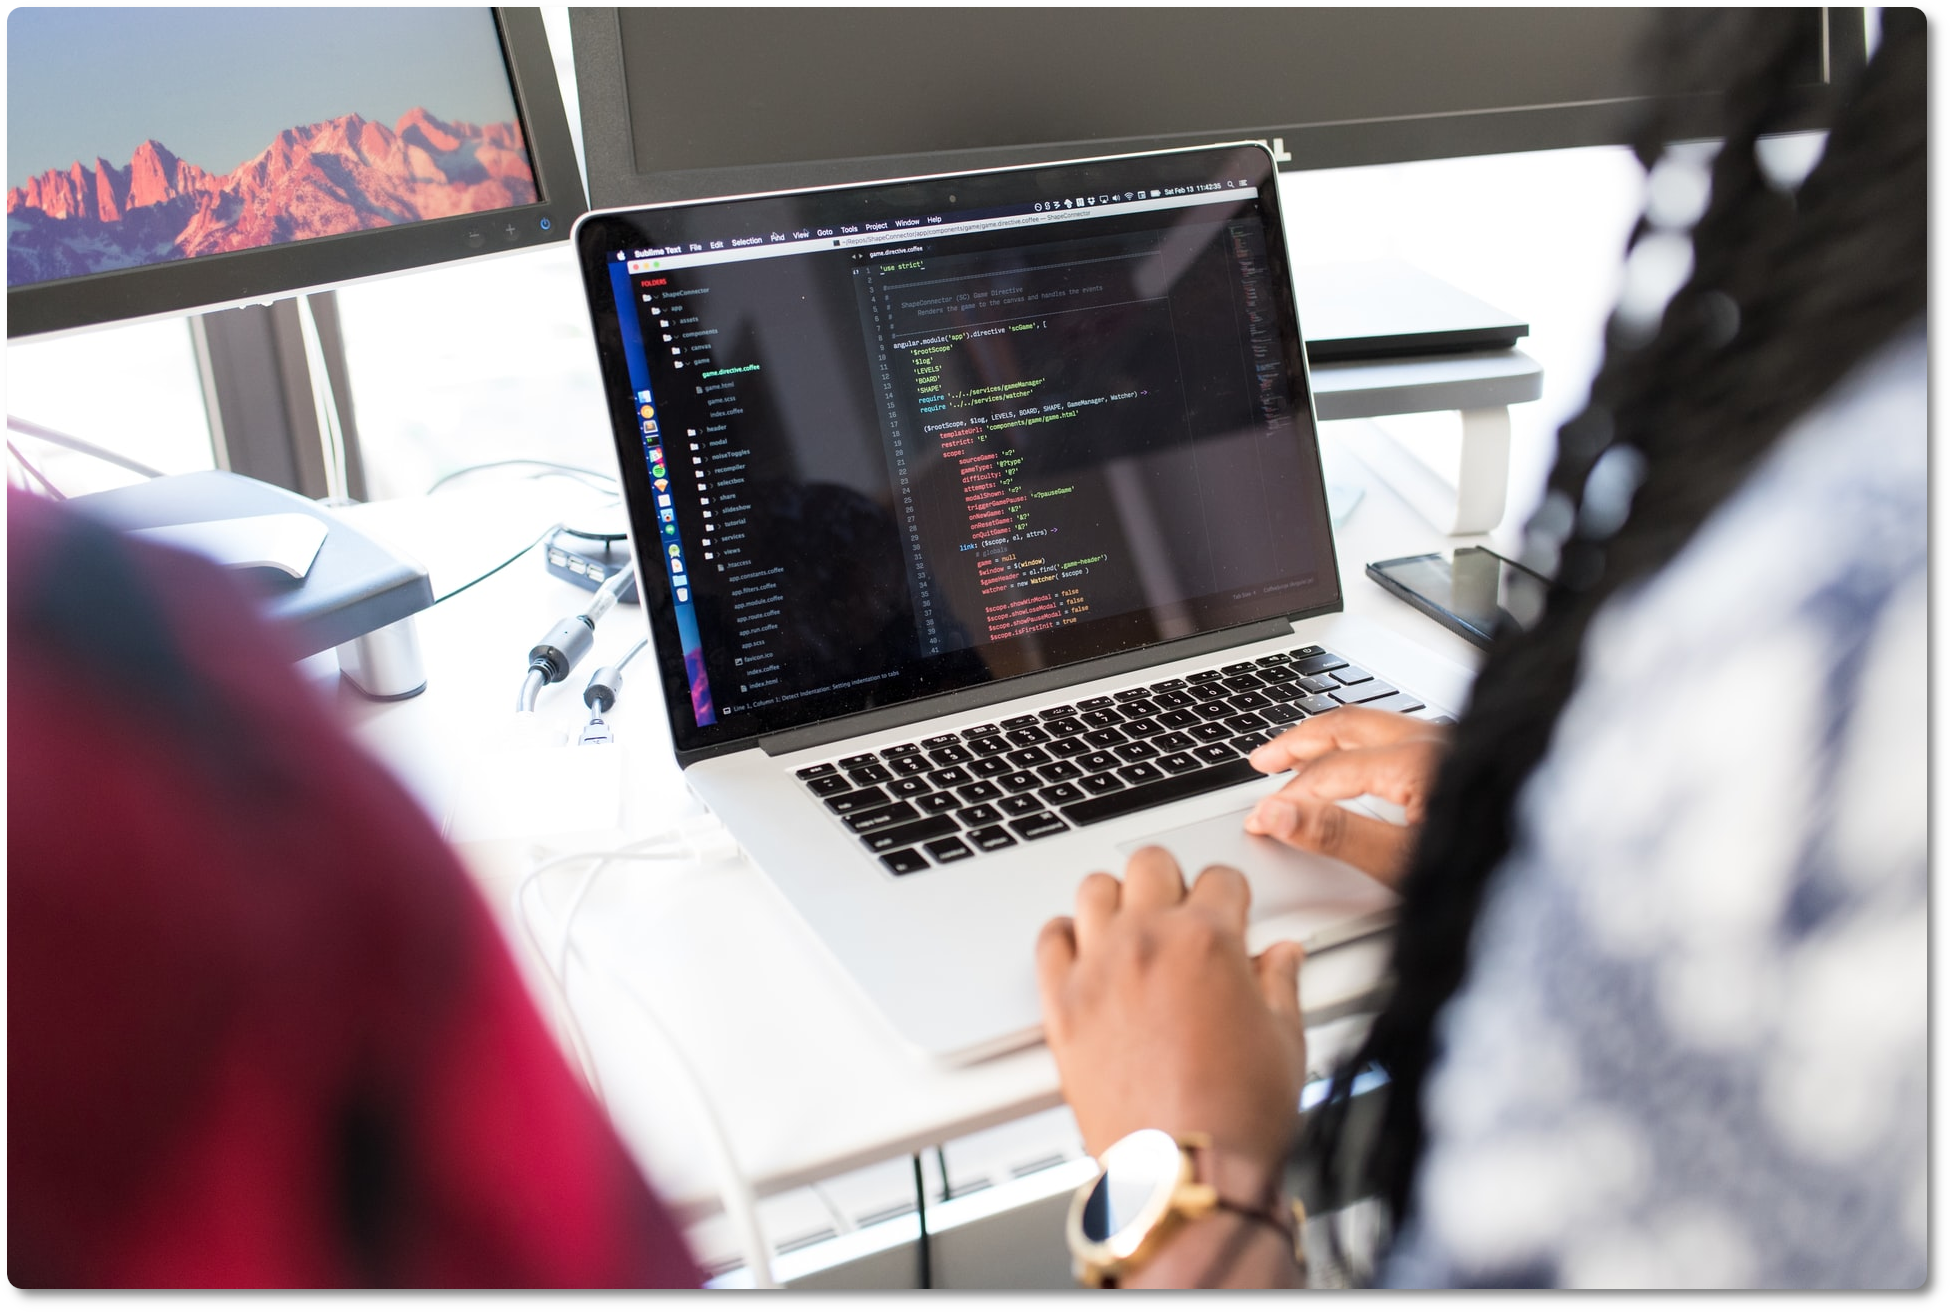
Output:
513 836 689 1101
511 823 779 1288
603 957 780 1290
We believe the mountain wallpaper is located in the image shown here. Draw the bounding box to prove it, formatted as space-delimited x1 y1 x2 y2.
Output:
7 108 536 286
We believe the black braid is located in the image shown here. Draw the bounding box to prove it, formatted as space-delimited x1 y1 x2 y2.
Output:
1301 7 1926 1258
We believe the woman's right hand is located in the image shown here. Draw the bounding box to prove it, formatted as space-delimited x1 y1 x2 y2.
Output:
1241 706 1449 887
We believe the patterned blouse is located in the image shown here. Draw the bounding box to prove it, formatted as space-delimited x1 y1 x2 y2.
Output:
1386 327 1926 1288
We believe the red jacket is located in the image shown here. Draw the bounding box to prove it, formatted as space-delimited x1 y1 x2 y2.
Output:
8 490 699 1288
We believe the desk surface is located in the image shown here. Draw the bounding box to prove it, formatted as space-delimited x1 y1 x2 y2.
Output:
325 419 1489 1220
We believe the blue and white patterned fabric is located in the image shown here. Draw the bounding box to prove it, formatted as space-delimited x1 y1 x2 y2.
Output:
1386 327 1927 1289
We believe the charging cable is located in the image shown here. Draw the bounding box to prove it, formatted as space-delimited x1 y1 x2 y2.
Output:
578 638 649 746
511 817 776 1288
517 562 637 712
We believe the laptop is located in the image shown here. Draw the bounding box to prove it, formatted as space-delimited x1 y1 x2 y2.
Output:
573 143 1453 1064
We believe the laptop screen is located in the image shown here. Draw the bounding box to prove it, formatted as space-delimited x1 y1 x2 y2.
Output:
575 144 1340 757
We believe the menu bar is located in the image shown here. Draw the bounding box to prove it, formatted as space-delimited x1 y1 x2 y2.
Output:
617 181 1262 274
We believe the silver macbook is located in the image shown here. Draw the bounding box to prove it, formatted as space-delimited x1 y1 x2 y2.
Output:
573 144 1449 1063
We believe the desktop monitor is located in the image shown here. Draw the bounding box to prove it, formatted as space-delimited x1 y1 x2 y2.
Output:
6 7 587 339
570 7 1852 208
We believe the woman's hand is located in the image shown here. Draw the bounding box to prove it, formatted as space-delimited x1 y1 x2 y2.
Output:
1036 847 1307 1178
1242 705 1449 887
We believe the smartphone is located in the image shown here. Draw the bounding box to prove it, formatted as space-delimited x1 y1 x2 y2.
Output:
1366 547 1547 650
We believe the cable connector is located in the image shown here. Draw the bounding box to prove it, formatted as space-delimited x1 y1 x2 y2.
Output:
517 564 638 712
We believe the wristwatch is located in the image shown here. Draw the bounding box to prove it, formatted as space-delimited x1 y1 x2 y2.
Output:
1064 1128 1306 1288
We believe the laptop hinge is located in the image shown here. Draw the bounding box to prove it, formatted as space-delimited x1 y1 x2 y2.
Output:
753 616 1299 758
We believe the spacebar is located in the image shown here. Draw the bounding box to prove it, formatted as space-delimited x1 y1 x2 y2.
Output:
1060 758 1263 826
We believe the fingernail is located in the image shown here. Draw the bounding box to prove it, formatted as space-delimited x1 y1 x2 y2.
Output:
1249 799 1296 836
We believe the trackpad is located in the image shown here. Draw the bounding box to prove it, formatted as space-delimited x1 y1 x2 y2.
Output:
1116 806 1397 948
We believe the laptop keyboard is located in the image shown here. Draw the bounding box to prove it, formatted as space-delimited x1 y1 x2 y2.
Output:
791 645 1426 877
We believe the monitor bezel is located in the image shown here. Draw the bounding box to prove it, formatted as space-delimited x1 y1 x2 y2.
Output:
574 142 1345 764
6 7 587 340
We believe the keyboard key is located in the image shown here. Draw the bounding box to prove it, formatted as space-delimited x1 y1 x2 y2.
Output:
845 800 921 833
1121 716 1165 738
1158 709 1201 729
968 825 1017 852
1046 736 1090 758
1082 728 1129 748
999 794 1044 818
1061 757 1261 826
1044 716 1087 737
957 780 1003 803
1038 760 1083 782
1078 695 1115 710
1080 708 1123 729
957 802 1003 826
1225 691 1271 711
1233 727 1273 749
967 735 1010 757
970 755 1013 778
922 733 962 749
1194 702 1235 723
1331 681 1398 705
1148 678 1187 693
1187 670 1225 684
1112 688 1151 703
1332 665 1374 686
807 774 852 797
1256 653 1295 667
1188 722 1231 743
924 836 976 864
847 762 894 786
914 791 960 815
1079 772 1124 795
839 752 879 769
959 723 1000 739
1113 740 1160 763
1006 725 1052 746
1288 645 1324 660
890 755 933 777
1010 812 1070 841
1297 694 1340 715
928 744 973 766
1364 691 1428 715
928 765 975 788
1155 731 1196 752
1193 742 1239 765
1292 651 1348 676
1039 782 1086 806
1037 704 1077 720
1261 680 1301 700
880 849 930 876
1117 761 1164 784
1001 714 1039 729
998 770 1041 793
1190 683 1229 702
796 763 837 779
1007 746 1053 768
881 742 922 759
1158 751 1201 775
1222 673 1265 692
1153 690 1196 710
1296 674 1338 695
1223 711 1267 733
1079 750 1119 773
889 776 931 799
863 815 959 853
1222 661 1257 674
827 786 890 814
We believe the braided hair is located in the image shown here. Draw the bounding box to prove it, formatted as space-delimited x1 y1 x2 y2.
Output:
1302 6 1927 1250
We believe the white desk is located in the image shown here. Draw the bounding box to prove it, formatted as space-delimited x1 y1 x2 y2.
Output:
318 420 1490 1237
